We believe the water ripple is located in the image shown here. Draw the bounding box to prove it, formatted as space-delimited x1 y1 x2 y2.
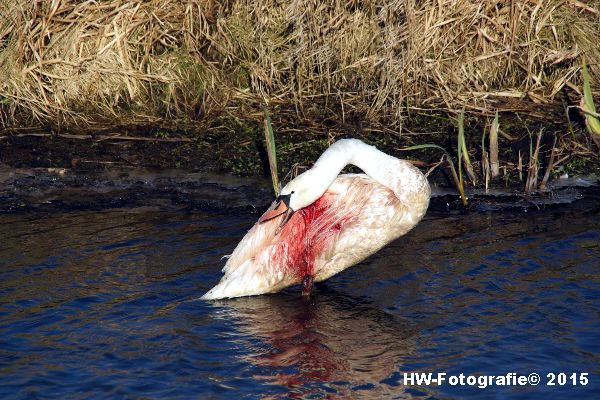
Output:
0 204 599 399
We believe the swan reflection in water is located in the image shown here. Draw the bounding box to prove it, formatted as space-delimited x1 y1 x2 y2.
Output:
211 289 425 399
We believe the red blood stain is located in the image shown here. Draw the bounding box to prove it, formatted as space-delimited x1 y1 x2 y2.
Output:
272 193 355 280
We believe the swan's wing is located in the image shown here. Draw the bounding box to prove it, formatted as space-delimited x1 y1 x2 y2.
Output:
221 215 279 277
202 251 292 300
203 209 296 299
312 174 416 282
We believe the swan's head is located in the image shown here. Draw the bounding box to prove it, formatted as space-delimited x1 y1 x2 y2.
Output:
258 170 323 226
281 170 324 210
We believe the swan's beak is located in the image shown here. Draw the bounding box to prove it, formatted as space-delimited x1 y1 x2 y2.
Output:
258 194 294 230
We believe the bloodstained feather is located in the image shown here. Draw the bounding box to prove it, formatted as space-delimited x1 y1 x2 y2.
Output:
272 193 356 280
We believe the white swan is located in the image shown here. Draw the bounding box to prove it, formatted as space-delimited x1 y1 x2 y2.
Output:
202 139 430 300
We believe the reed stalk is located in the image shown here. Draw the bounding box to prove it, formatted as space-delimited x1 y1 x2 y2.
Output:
481 128 489 193
581 58 600 149
457 111 477 185
263 108 279 196
539 135 557 191
525 131 543 193
489 112 500 179
517 151 523 182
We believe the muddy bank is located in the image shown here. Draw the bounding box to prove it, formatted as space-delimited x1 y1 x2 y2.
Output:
2 116 599 212
0 133 232 172
0 166 272 214
2 115 599 179
1 165 597 216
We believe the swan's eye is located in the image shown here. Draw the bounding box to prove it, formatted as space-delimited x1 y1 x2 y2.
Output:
291 191 295 194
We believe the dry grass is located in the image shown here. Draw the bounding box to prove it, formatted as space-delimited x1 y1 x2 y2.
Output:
0 0 599 134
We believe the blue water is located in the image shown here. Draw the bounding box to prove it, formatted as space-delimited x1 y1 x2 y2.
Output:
1 200 599 399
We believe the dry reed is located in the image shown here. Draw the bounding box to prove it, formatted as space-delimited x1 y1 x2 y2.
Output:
0 0 599 135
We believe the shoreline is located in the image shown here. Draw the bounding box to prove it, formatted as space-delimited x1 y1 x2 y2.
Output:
1 164 597 215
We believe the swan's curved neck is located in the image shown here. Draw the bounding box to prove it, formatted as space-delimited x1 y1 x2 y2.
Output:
282 139 428 211
310 139 408 195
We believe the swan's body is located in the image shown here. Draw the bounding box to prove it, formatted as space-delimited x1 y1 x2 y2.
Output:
202 139 430 300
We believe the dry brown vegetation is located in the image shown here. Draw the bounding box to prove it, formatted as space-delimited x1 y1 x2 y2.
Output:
0 0 599 137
